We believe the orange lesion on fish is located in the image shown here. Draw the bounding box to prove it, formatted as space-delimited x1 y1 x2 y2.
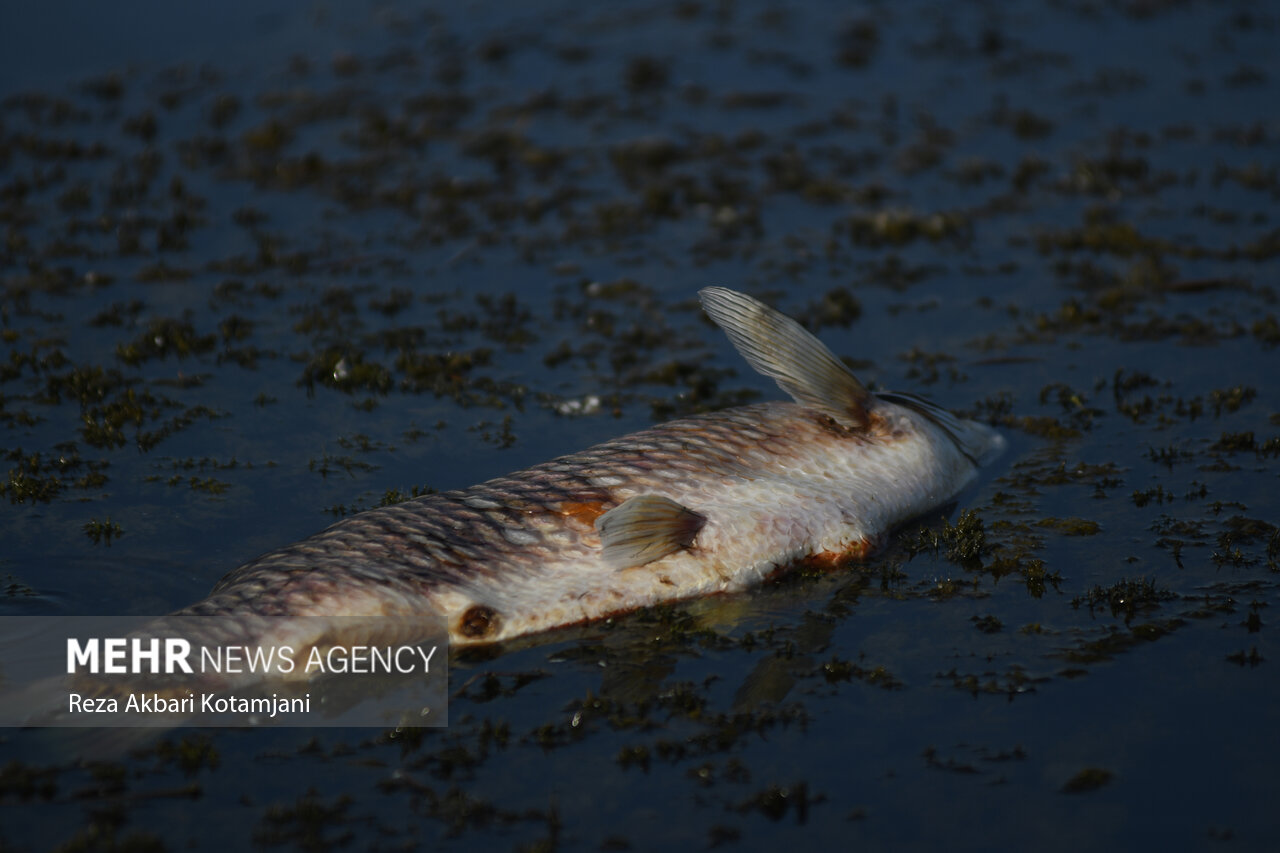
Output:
798 539 876 573
557 500 610 527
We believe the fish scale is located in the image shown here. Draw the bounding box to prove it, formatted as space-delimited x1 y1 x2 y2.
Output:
123 288 1004 682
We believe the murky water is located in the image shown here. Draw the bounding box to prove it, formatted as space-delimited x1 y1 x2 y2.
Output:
2 0 1278 849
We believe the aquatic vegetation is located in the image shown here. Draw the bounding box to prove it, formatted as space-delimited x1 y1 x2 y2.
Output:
82 517 123 545
1061 768 1114 794
905 509 988 564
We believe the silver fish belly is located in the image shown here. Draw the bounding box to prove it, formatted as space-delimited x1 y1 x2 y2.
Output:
135 288 1004 662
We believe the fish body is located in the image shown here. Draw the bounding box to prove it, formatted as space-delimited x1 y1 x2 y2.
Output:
133 288 1004 671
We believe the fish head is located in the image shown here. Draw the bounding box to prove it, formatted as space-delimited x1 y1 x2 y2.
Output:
873 390 1006 469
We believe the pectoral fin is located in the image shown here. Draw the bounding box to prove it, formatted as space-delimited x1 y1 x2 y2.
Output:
698 286 872 430
595 495 706 570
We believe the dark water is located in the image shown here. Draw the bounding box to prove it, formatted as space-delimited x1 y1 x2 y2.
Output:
2 0 1278 849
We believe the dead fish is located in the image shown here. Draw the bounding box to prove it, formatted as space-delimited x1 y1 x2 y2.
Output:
132 287 1004 670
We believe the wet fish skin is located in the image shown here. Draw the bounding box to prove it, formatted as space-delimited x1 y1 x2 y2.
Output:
131 287 1004 667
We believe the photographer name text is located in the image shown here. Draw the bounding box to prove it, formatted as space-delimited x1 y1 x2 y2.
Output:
68 691 309 718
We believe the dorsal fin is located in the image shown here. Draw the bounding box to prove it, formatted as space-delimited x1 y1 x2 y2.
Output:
698 287 872 430
595 495 705 570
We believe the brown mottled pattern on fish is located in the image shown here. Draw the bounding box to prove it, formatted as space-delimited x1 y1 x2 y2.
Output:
125 288 1004 680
